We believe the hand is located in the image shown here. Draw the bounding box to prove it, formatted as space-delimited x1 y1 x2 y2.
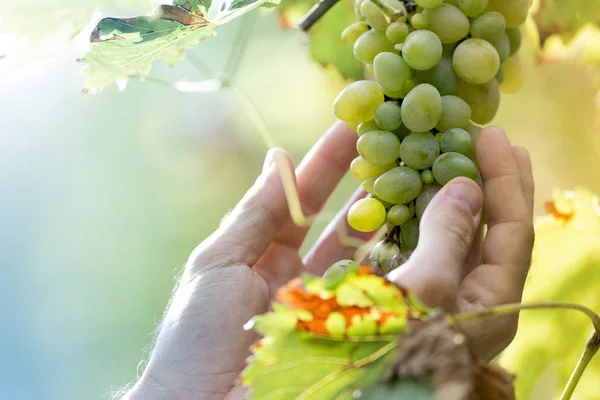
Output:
124 122 375 400
389 126 535 361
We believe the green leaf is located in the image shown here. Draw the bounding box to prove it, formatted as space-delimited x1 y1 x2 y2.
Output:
0 0 153 40
500 188 600 400
357 379 436 399
80 0 279 92
242 331 398 400
278 0 363 80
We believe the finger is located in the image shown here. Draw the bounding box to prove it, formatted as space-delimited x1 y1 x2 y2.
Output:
273 121 359 249
513 146 534 213
389 178 483 310
303 188 374 275
475 126 534 300
187 148 291 272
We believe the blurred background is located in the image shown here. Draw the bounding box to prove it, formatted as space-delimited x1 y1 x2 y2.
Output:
1 1 600 399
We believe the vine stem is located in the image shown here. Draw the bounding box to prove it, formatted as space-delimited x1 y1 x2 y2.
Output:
560 331 600 400
298 0 340 31
450 301 600 399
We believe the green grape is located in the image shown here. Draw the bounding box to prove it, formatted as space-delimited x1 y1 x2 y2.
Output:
415 184 442 220
439 128 473 154
470 11 506 43
399 131 440 170
361 177 377 194
402 30 443 71
453 38 500 84
496 65 505 83
348 198 387 232
368 193 394 209
432 152 478 185
393 124 411 140
465 122 484 143
322 264 348 290
423 4 469 44
458 79 500 124
357 130 401 165
370 241 400 273
410 13 428 30
400 83 442 132
458 0 488 17
415 0 443 7
506 27 522 55
442 42 457 58
341 21 370 45
386 22 410 44
361 0 389 31
400 218 419 250
435 95 471 132
334 80 385 122
381 86 404 99
416 57 459 96
374 166 423 204
445 0 459 5
387 204 411 226
355 0 366 20
351 156 396 181
357 119 380 136
373 52 411 92
500 54 523 93
375 101 403 130
421 169 435 184
354 29 396 64
493 31 511 63
487 0 529 27
402 78 418 97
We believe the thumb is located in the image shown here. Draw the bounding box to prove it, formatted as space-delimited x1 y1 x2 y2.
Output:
388 178 483 310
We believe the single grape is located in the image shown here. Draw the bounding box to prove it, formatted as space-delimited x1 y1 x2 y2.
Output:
415 184 442 220
506 27 522 55
354 29 396 64
410 13 428 30
487 0 529 27
493 31 511 63
387 204 411 226
370 241 401 273
361 0 389 31
400 83 443 132
495 65 505 84
458 0 488 18
402 78 418 97
374 166 423 205
415 0 443 7
386 22 410 44
402 30 443 71
361 177 377 194
375 101 403 131
432 152 478 185
355 0 366 20
465 122 484 143
423 4 469 44
458 79 500 124
393 124 411 140
334 80 385 122
357 130 401 165
421 169 435 184
400 218 419 250
351 156 396 181
399 131 440 170
348 198 387 232
416 57 459 96
470 11 506 43
453 39 500 85
435 95 472 132
442 43 457 58
373 52 411 92
440 128 473 155
341 21 370 45
357 119 380 136
500 54 523 93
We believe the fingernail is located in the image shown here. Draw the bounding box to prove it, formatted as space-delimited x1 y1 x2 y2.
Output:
262 149 276 174
445 181 483 217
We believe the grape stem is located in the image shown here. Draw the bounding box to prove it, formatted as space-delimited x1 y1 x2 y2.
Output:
298 0 340 31
449 301 600 399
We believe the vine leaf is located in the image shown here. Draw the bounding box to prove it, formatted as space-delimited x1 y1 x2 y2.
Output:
357 380 435 399
79 0 279 93
278 0 363 80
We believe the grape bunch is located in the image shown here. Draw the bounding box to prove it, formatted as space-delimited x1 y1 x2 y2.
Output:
334 0 528 271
